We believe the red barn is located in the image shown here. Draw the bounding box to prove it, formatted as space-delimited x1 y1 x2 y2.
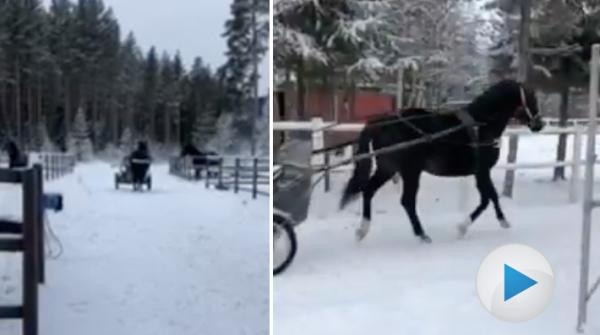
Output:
275 85 395 149
274 85 395 123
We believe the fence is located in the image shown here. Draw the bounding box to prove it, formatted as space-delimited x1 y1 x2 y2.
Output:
169 156 269 199
32 152 76 181
274 118 596 203
0 164 45 335
1 152 76 181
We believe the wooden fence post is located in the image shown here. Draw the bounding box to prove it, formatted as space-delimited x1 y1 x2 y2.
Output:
324 151 330 192
22 168 39 335
252 158 258 199
503 134 519 197
234 158 240 193
205 158 210 188
216 157 226 190
570 126 583 203
34 165 44 284
44 155 49 180
52 156 57 180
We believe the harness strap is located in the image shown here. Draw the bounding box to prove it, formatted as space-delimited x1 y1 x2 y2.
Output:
455 110 479 143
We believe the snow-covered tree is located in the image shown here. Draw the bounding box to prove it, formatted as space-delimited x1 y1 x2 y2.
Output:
487 0 600 180
275 0 491 115
207 112 237 154
191 109 219 150
119 126 135 153
68 108 93 161
223 0 268 113
37 122 56 152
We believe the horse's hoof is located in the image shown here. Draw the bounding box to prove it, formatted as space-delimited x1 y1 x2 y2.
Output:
457 224 468 238
355 219 371 242
457 218 472 239
355 229 367 242
499 219 511 229
419 235 432 244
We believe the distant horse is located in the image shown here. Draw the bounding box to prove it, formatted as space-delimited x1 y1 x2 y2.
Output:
3 141 28 168
340 79 544 243
180 143 219 179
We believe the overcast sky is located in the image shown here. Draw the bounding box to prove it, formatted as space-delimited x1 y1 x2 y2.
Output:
42 0 269 94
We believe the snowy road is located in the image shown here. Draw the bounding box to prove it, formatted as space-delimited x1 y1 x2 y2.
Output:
1 162 269 335
274 135 600 335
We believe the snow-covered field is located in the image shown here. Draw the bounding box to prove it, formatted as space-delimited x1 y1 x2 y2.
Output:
0 162 269 335
274 135 600 335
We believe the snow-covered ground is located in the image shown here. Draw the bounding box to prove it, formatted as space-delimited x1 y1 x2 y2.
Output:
0 162 269 335
274 135 600 335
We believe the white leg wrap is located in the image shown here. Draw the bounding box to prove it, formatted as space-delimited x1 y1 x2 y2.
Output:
356 219 371 242
457 217 472 238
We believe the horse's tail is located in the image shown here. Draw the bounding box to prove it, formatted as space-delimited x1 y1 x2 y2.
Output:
340 125 372 209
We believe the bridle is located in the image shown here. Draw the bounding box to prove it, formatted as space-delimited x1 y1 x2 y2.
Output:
519 85 542 126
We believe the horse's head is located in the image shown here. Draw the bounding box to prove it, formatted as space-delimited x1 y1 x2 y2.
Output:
514 84 544 132
181 143 200 157
3 140 18 157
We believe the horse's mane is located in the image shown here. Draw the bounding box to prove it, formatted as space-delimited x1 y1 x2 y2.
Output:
467 79 521 122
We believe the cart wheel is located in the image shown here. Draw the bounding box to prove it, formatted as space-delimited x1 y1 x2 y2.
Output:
273 214 297 275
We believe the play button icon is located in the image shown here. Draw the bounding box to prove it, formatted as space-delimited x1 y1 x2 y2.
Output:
477 244 554 322
504 264 538 301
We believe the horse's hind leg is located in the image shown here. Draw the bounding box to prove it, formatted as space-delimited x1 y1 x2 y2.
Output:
483 171 509 228
358 168 393 241
458 170 506 237
399 168 431 243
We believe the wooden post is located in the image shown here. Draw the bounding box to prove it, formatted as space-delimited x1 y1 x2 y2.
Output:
22 168 39 335
217 157 225 190
234 158 240 193
52 156 57 180
504 0 531 197
205 158 210 189
503 134 519 197
570 127 583 203
252 158 258 199
324 150 330 192
44 155 49 180
34 164 44 284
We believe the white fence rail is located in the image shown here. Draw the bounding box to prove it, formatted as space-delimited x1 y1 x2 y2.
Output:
274 118 594 203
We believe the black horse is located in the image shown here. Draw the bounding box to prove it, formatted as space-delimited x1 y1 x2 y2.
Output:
3 140 28 168
180 143 219 179
340 79 544 243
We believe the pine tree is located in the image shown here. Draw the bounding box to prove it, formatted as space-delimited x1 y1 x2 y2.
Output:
117 32 143 139
68 107 93 161
223 0 254 112
37 121 56 152
139 47 160 140
119 126 135 154
191 109 219 150
0 0 240 153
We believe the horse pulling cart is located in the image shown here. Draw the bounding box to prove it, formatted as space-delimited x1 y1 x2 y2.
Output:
115 157 152 191
272 116 481 275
